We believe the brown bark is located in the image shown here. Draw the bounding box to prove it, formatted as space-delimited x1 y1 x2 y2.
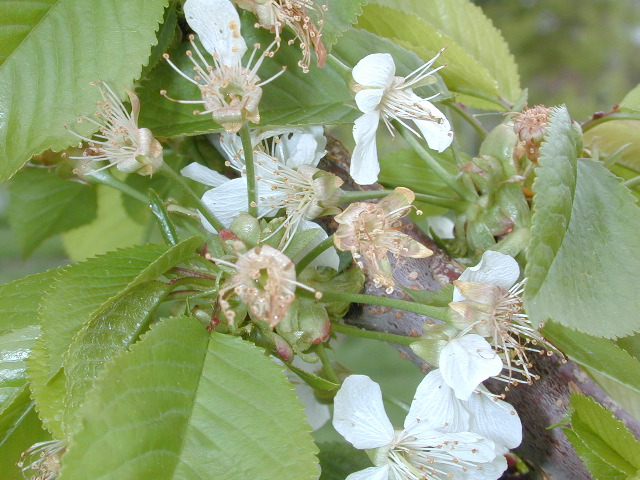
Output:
322 136 640 479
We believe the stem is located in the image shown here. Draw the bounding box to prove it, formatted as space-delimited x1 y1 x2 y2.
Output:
396 123 476 203
296 234 335 274
622 175 640 189
84 168 148 204
332 322 417 347
445 101 488 139
314 343 340 384
158 162 224 232
336 189 467 211
581 110 639 133
317 292 450 323
239 123 258 217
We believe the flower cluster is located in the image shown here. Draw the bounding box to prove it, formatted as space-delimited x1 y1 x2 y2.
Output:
439 251 564 399
333 371 521 479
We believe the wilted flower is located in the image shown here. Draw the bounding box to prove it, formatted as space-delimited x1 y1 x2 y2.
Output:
17 440 66 480
66 81 163 176
443 251 564 396
513 105 552 164
182 127 342 267
234 0 328 72
161 0 286 133
350 51 453 184
332 372 510 480
333 187 433 293
215 244 320 327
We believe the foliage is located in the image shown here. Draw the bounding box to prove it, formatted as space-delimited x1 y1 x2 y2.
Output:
1 0 639 478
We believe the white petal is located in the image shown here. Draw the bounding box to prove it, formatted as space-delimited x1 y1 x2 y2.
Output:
332 375 395 450
199 178 277 231
427 431 498 463
413 100 453 152
277 131 322 169
181 162 229 187
355 88 386 114
351 111 381 185
404 370 470 435
439 335 503 400
426 215 455 239
346 465 390 480
297 220 340 270
183 0 247 62
476 453 508 480
465 387 522 450
352 53 396 89
453 251 520 301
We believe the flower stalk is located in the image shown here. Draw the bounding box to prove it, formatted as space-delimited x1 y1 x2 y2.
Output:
239 123 259 217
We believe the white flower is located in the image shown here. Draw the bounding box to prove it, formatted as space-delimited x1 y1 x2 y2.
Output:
182 128 341 269
442 251 564 394
66 82 163 176
332 372 508 480
161 0 286 133
350 52 453 185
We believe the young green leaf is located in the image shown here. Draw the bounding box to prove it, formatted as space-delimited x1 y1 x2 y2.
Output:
357 0 521 109
0 326 41 415
0 268 60 335
563 394 640 479
542 322 640 394
0 0 170 182
39 237 202 379
60 318 319 480
8 168 97 257
63 281 172 435
317 0 367 50
526 139 640 338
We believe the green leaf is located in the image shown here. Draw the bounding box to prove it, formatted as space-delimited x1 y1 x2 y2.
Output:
0 326 40 415
62 186 146 262
357 0 521 109
0 387 52 479
0 269 60 335
619 83 640 112
563 429 627 480
542 322 640 394
137 30 357 138
318 441 371 480
39 237 201 378
585 120 640 173
378 148 458 196
63 281 172 435
526 155 640 337
8 168 97 256
0 0 170 182
564 394 640 478
319 0 367 50
60 318 319 479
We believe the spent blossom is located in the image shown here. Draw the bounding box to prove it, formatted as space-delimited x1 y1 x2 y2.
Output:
332 372 511 480
234 0 328 72
350 51 453 184
66 81 163 176
214 244 320 328
17 440 66 480
182 127 341 268
440 251 564 398
333 187 433 293
161 0 286 133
